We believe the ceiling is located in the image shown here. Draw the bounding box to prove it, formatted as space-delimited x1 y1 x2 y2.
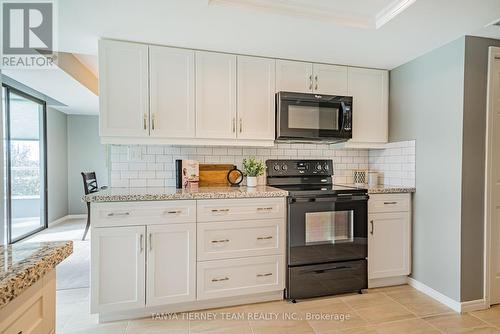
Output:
57 0 500 70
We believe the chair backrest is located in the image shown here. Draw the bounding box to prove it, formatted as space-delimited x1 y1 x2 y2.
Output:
81 172 99 195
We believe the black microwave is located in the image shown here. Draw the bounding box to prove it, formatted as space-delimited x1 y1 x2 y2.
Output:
276 91 353 142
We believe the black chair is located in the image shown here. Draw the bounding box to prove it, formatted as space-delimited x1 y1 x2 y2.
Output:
81 172 99 241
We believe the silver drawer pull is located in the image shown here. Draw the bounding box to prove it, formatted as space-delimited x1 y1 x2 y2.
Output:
257 207 273 211
257 273 273 277
212 277 229 282
211 239 230 243
257 236 273 240
107 212 130 217
383 201 398 205
211 208 230 213
166 210 182 214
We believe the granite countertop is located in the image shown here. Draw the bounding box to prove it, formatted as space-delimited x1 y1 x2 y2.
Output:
0 241 73 309
84 186 288 202
338 184 415 194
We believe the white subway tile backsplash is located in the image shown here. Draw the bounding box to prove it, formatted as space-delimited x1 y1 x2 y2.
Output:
108 140 416 188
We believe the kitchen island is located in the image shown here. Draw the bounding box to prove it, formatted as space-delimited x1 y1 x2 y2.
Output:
0 241 73 333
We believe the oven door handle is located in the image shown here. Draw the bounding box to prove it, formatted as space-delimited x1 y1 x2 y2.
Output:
290 195 368 203
303 265 351 274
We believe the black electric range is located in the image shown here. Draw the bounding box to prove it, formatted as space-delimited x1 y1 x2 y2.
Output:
266 159 369 301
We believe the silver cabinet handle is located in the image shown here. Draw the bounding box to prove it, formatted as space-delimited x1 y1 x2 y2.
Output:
232 118 236 133
149 233 152 251
309 75 312 90
257 207 273 211
315 75 318 90
257 236 273 240
151 113 156 131
212 277 229 282
166 210 182 214
211 208 230 213
370 220 374 235
239 118 242 133
383 201 398 205
257 273 273 277
211 239 229 243
107 212 130 217
143 113 148 130
140 234 144 253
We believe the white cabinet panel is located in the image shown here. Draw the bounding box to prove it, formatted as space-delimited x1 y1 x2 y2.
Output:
197 198 285 222
368 212 411 279
237 56 276 140
197 219 284 261
313 64 348 95
276 60 313 93
146 224 196 306
149 46 195 138
197 255 284 300
195 51 237 139
99 40 149 137
90 226 146 313
348 67 388 144
368 194 411 214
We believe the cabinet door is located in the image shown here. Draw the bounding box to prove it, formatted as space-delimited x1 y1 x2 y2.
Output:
275 60 313 93
237 56 276 140
99 40 149 137
90 226 146 313
146 224 196 306
149 46 195 138
313 64 348 95
368 212 410 279
348 67 389 143
195 51 237 139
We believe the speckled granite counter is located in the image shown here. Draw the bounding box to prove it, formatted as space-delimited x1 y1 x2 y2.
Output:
367 185 416 194
338 184 415 194
0 241 73 309
84 186 288 202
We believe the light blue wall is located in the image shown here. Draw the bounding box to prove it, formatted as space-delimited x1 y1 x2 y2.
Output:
47 107 68 223
67 115 108 214
389 37 465 302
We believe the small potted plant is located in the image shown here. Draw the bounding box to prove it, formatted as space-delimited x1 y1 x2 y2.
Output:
242 157 265 187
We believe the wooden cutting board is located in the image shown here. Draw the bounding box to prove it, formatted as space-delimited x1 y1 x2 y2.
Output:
199 164 235 187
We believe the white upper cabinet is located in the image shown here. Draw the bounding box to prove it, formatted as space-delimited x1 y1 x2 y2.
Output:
99 40 149 137
195 51 237 139
312 64 348 95
348 67 389 144
276 60 313 93
149 46 195 138
237 56 276 140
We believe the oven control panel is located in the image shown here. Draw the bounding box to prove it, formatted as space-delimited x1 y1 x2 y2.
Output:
266 159 333 177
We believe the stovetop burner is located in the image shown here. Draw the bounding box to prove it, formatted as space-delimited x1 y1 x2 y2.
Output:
266 159 367 197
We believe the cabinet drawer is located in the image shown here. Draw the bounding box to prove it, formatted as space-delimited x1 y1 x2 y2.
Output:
197 255 284 300
91 200 196 227
197 219 284 261
368 194 410 213
197 198 285 222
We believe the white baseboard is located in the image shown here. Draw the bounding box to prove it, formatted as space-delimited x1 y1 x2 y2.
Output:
49 214 86 227
407 277 487 313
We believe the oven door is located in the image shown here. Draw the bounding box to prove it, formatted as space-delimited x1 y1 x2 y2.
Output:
276 91 352 141
287 194 368 267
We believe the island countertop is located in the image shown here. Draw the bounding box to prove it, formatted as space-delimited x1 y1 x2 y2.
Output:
0 241 73 309
84 186 288 202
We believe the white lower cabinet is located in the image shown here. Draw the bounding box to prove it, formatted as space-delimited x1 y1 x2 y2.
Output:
90 197 286 317
146 224 196 306
91 226 146 313
197 255 284 300
367 193 411 282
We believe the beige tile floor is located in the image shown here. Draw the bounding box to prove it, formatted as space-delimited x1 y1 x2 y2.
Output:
57 284 500 334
